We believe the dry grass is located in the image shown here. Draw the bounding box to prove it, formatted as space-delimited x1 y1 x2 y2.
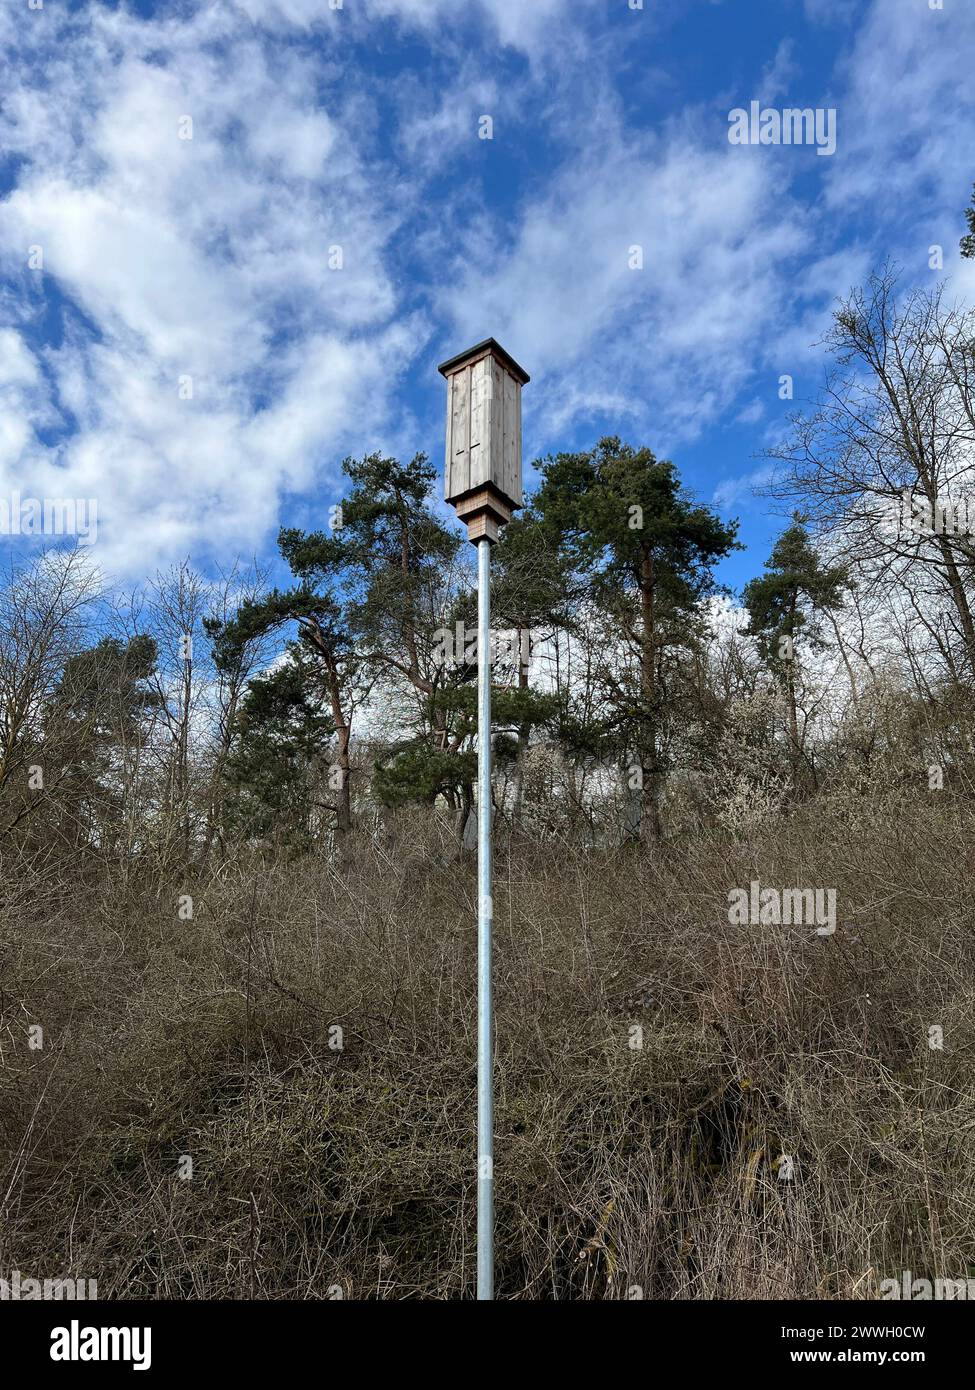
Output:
2 791 974 1299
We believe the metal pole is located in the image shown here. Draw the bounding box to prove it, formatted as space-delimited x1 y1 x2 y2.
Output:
476 535 494 1300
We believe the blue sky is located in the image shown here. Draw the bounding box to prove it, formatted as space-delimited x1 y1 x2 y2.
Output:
1 0 974 592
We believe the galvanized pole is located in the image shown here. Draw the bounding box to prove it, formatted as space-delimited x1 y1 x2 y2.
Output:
439 338 529 1301
476 534 494 1301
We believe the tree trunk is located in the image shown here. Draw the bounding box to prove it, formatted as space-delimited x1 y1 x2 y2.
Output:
511 626 531 827
784 595 802 791
934 532 975 678
302 618 353 835
639 548 662 842
332 708 352 834
180 648 192 859
458 779 475 848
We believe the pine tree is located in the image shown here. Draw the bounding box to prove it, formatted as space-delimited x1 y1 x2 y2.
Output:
743 516 848 788
211 564 359 835
536 437 739 840
51 634 161 849
225 651 334 847
489 507 573 824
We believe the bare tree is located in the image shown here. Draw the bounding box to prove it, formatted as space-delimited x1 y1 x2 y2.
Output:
767 269 975 681
0 550 100 839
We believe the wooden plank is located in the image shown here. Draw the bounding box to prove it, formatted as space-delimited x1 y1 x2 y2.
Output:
469 356 489 489
502 369 517 503
444 368 453 490
490 358 504 497
448 365 470 499
513 374 523 505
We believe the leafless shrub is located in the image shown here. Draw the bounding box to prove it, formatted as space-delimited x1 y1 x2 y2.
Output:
2 794 972 1299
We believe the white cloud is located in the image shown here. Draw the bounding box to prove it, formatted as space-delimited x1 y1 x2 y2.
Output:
0 0 603 576
802 0 859 24
365 0 588 58
735 399 765 427
713 466 775 513
437 114 810 453
824 0 975 221
231 0 588 60
758 39 799 106
0 2 417 573
0 329 49 474
397 68 500 170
